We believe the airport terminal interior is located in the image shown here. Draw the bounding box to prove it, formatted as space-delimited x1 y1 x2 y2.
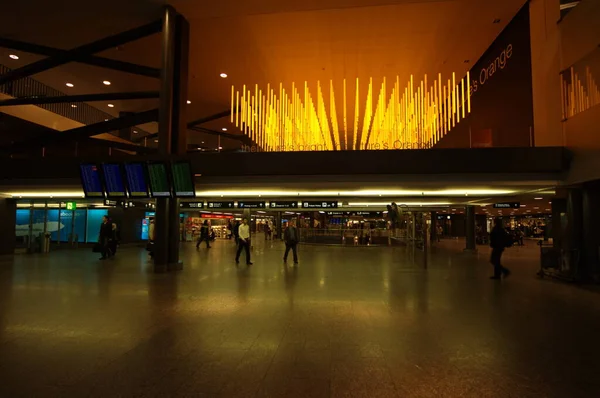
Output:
1 0 600 396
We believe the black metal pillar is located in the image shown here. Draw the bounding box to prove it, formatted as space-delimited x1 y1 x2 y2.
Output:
430 211 437 243
465 205 476 252
275 212 282 240
153 6 190 273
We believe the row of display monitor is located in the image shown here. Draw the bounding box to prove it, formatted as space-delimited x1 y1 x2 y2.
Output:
80 162 195 199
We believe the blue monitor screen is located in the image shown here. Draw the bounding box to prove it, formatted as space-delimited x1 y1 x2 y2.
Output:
102 163 126 198
80 164 104 198
124 163 149 198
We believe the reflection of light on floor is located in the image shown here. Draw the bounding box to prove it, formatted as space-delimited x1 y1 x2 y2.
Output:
319 278 326 287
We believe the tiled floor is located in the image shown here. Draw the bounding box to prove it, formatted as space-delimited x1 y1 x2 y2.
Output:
0 237 599 397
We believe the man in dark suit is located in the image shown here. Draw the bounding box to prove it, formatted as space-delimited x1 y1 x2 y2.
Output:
284 221 300 265
490 218 512 279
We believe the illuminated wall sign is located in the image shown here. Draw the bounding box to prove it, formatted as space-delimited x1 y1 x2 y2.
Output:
269 201 298 209
207 201 235 209
302 201 338 209
201 214 233 219
181 202 204 209
326 211 382 216
238 201 266 209
493 202 520 209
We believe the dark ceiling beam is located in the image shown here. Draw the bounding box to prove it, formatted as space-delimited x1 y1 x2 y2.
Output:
0 91 159 106
187 109 232 127
87 137 156 154
0 20 162 86
0 37 160 78
2 108 159 152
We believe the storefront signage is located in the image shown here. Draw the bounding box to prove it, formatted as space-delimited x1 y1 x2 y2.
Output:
180 202 204 209
207 201 235 209
269 201 298 209
302 201 338 209
493 202 520 209
201 214 233 219
238 201 266 209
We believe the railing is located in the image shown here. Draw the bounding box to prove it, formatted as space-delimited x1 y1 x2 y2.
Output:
298 227 413 246
0 63 151 135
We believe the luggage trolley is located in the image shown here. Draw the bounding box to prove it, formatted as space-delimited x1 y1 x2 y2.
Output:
537 240 580 282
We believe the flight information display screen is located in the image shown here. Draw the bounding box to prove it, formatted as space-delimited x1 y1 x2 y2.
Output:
102 163 127 198
124 163 150 198
147 162 171 197
79 164 104 198
171 161 196 197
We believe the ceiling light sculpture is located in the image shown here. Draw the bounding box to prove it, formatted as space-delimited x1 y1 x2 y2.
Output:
231 73 471 151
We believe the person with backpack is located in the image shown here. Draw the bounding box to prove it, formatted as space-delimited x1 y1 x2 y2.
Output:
489 218 512 280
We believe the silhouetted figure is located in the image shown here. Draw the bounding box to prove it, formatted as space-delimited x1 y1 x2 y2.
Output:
489 218 512 280
283 221 299 264
196 220 211 249
98 216 112 260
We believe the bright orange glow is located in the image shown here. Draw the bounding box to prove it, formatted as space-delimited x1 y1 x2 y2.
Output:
232 73 472 151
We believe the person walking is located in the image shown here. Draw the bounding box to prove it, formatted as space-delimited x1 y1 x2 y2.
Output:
196 220 211 249
98 216 112 260
235 218 252 265
283 220 299 264
233 220 240 245
490 218 512 280
147 219 155 258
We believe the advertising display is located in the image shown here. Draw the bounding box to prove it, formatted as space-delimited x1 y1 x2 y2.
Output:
147 162 171 197
79 164 104 198
124 163 150 198
102 163 127 198
171 161 196 198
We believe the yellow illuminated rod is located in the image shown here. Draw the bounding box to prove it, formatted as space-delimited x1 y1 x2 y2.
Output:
232 72 472 151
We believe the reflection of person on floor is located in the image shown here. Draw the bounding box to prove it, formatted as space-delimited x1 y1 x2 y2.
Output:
196 220 211 249
235 218 253 265
283 221 299 264
490 218 512 280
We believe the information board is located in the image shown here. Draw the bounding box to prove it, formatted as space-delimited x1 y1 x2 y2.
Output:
180 202 204 209
302 201 338 209
269 201 298 209
207 201 235 209
146 162 171 197
124 163 150 198
102 163 127 198
79 164 104 198
238 201 266 209
171 161 196 198
493 202 520 209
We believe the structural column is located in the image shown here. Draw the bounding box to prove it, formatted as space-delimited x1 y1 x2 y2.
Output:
430 211 437 243
0 199 16 255
465 205 476 252
275 212 282 240
582 182 600 281
154 5 190 273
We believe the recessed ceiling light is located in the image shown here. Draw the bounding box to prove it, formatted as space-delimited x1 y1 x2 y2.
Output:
222 128 227 131
107 104 114 108
187 100 191 104
218 146 223 150
103 80 111 85
201 141 205 144
219 73 228 78
534 197 543 200
154 139 158 143
133 130 138 134
66 82 74 87
71 104 77 108
9 54 19 60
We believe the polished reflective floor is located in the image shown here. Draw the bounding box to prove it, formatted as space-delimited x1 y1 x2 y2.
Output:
0 237 599 397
